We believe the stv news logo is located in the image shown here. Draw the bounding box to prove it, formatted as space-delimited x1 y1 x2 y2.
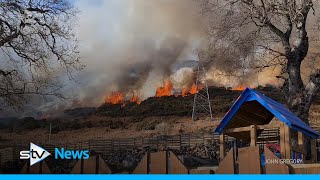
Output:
20 142 90 166
20 143 51 166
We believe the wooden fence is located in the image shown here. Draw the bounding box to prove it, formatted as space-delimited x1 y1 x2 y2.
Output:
2 127 320 166
85 134 218 153
0 148 15 167
0 129 280 166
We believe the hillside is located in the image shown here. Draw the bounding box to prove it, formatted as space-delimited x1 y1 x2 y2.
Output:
1 86 319 146
95 86 284 118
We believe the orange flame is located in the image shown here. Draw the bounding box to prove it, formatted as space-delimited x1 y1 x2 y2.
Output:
181 88 188 97
156 80 173 97
130 95 142 105
190 83 198 94
104 80 205 105
104 92 125 105
232 85 255 91
232 86 246 91
181 83 204 97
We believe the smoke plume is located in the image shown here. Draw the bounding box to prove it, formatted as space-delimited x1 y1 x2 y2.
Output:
61 0 205 107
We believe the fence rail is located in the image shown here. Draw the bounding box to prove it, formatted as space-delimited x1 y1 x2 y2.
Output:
0 128 283 166
3 126 320 166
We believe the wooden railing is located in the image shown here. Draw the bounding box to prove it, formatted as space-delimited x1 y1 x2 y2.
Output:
4 127 320 166
0 129 283 166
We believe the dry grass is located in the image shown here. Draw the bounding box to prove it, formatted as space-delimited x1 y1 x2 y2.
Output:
1 104 319 145
0 116 219 145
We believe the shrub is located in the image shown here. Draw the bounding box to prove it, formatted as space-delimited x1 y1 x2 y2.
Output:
155 122 170 135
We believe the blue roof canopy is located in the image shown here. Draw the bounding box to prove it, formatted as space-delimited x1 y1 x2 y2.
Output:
214 88 320 139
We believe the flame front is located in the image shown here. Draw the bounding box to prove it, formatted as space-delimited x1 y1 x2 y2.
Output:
130 95 142 105
104 92 125 105
155 80 173 97
104 80 203 105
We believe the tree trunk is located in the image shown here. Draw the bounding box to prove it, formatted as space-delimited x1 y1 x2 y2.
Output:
283 62 320 160
283 53 317 160
284 58 308 120
284 79 313 159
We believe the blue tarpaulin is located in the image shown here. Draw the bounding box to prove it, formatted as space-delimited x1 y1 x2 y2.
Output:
214 88 320 139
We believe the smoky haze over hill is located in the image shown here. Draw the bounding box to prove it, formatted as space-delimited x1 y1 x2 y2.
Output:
0 0 205 117
73 0 205 105
0 0 293 117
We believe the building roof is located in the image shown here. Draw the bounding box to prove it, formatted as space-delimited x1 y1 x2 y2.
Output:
214 88 320 139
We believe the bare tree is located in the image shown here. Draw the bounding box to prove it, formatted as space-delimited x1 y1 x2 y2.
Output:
0 0 83 109
201 0 320 125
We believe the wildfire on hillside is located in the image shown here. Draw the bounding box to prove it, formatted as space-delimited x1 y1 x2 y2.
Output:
104 79 204 105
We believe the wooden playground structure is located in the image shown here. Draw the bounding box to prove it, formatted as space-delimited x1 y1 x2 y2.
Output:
20 161 51 174
71 155 112 174
20 154 112 174
133 151 213 174
215 88 320 174
133 151 189 174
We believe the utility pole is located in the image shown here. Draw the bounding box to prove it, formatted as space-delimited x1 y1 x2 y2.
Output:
48 123 51 145
192 62 213 121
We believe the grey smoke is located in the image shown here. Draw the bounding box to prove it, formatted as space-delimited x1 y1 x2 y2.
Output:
0 0 205 118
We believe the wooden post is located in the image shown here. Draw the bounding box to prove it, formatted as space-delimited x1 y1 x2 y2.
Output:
156 138 159 150
111 139 114 152
146 151 151 174
142 138 144 147
298 132 303 145
284 125 291 159
80 158 84 174
48 123 51 145
179 135 182 150
220 132 226 160
250 125 257 147
279 123 285 158
95 155 100 174
165 151 169 174
311 139 317 163
298 132 305 161
12 144 16 162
